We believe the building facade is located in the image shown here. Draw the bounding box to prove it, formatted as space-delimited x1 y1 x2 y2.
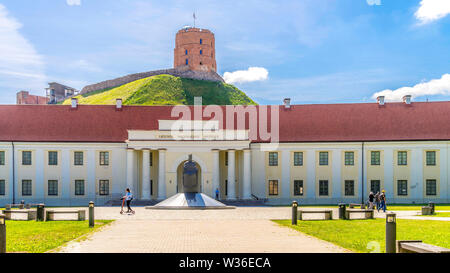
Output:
16 91 48 105
0 101 449 206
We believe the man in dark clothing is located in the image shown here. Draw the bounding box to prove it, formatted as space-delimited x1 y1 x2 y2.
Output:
380 190 387 212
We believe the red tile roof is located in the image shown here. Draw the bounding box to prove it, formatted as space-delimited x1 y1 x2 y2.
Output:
0 102 449 143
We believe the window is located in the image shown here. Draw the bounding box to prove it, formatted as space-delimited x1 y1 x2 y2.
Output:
294 180 303 196
48 180 58 196
269 180 279 196
0 151 4 165
426 180 437 196
225 180 228 196
0 180 5 196
426 151 436 166
293 152 303 166
74 152 83 166
75 180 85 196
398 151 407 166
269 152 278 166
200 49 203 55
319 152 328 166
48 151 58 166
371 151 380 165
319 180 329 196
22 180 32 196
22 151 32 165
371 180 381 194
200 39 203 44
150 180 153 196
397 180 408 196
345 152 354 166
100 152 109 166
225 152 228 166
99 180 109 196
186 59 189 65
185 49 188 55
345 180 355 196
150 152 153 166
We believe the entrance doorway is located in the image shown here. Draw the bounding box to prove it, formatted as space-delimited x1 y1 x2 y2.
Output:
176 160 202 193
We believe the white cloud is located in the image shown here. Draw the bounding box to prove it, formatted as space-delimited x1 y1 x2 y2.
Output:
223 67 269 84
371 74 450 102
66 0 81 6
415 0 450 24
366 0 381 6
0 4 46 99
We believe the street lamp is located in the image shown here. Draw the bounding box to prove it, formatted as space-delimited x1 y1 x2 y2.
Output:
89 201 95 228
386 213 397 253
0 215 6 253
292 201 298 225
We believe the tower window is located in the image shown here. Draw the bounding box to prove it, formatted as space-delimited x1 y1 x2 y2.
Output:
186 59 189 65
185 49 188 55
200 50 203 55
200 39 203 44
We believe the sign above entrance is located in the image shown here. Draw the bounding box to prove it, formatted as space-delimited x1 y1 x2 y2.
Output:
128 129 249 141
158 120 219 131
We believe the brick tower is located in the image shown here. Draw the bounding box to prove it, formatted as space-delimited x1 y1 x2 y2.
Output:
174 27 217 72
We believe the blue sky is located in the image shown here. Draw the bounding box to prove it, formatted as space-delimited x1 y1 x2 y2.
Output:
0 0 449 105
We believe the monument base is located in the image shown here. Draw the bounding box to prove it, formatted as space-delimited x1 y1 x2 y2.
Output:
146 193 235 210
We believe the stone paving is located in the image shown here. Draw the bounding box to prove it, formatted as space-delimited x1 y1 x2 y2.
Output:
55 207 349 253
57 219 348 253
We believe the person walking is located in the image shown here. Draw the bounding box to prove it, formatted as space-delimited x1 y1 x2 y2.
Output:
375 192 381 212
380 190 387 213
124 188 134 214
368 192 375 209
215 188 220 200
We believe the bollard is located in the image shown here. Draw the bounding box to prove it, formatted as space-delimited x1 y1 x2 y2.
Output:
428 202 435 214
36 204 45 222
0 215 6 253
338 203 346 220
386 213 397 253
89 201 95 228
291 201 298 225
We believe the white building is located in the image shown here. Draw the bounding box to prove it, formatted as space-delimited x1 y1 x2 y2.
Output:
0 99 449 206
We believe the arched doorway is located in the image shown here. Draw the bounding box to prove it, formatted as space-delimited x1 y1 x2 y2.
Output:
176 160 202 193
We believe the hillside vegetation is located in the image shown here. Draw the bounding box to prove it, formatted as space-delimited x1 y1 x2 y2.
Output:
62 74 256 105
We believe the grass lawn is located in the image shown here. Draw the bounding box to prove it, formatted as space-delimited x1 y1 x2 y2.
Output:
5 220 113 253
274 219 450 253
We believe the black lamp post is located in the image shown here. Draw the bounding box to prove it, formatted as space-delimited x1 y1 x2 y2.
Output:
386 213 397 253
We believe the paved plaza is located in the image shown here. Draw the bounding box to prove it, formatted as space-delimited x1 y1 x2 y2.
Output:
55 207 349 253
53 206 449 253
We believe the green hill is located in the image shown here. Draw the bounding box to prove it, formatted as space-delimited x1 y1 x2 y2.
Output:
62 74 256 105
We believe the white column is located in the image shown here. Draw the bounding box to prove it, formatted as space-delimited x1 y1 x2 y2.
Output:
35 149 45 203
141 149 151 200
158 149 166 200
227 150 236 200
212 150 220 198
243 149 252 199
126 149 134 192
